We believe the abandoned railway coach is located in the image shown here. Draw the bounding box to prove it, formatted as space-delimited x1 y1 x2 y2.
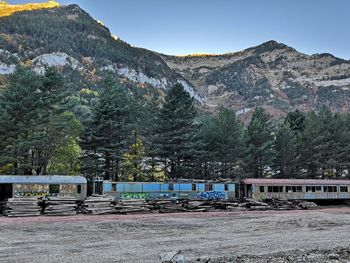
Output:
93 181 236 200
241 178 350 200
0 176 87 201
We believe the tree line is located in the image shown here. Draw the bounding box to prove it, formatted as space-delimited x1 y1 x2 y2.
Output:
1 67 350 180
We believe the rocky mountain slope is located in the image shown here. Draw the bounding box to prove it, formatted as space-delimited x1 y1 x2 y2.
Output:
0 3 201 101
1 3 350 118
162 41 350 118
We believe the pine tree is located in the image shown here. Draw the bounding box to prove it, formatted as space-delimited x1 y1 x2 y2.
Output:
299 111 323 178
246 107 274 178
0 66 80 175
0 66 42 174
274 123 298 178
80 76 133 180
153 84 201 179
200 108 246 179
284 109 305 135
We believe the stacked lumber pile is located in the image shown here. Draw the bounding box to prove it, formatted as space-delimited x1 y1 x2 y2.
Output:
149 200 184 213
242 198 317 211
114 199 151 214
2 198 41 217
81 195 115 215
183 200 213 212
148 199 235 213
43 197 77 216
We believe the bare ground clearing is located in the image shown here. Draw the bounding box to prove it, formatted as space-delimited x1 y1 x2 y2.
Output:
0 208 349 262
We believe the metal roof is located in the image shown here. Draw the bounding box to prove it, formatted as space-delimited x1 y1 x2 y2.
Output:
242 178 350 186
0 175 87 184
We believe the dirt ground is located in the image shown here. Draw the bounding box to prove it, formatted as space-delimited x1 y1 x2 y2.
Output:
0 208 350 263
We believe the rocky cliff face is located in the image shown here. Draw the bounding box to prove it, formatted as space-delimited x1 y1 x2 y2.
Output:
162 41 350 118
1 4 350 118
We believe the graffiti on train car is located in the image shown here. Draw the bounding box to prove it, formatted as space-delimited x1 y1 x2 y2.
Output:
252 192 272 200
199 191 227 200
13 184 49 198
121 192 150 200
14 191 47 197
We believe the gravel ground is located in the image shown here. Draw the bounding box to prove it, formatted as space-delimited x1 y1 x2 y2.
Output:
0 208 349 263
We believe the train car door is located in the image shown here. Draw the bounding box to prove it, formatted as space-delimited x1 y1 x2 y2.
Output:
94 181 103 195
246 184 253 198
0 184 13 201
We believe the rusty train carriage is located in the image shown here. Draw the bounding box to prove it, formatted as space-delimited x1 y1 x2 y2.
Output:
0 176 87 201
241 179 350 200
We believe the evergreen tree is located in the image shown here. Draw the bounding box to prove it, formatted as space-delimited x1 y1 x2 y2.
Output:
274 123 298 177
246 107 274 177
284 109 305 135
200 108 246 179
80 76 133 180
299 111 323 178
0 66 79 175
0 66 42 174
153 84 201 179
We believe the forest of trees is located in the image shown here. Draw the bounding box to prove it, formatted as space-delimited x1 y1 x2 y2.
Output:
1 67 350 181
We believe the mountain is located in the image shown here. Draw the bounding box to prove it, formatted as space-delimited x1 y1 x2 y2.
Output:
0 3 201 102
1 3 350 119
162 41 350 119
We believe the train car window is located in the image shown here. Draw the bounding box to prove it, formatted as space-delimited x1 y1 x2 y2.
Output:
306 186 316 192
268 186 272 192
192 184 197 191
224 184 229 191
205 184 213 191
259 186 265 192
286 186 292 193
324 186 337 192
49 184 60 194
77 185 82 194
111 184 116 192
296 186 302 192
168 183 174 191
340 186 348 192
272 186 283 192
316 186 322 192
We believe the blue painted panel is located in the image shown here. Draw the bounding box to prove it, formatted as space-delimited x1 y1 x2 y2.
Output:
214 184 224 191
123 183 143 192
143 184 161 192
103 183 112 192
197 183 205 191
161 184 170 192
117 184 124 192
173 184 180 191
179 184 192 192
228 184 235 192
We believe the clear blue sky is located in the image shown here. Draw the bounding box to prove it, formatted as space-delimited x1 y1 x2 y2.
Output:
8 0 350 59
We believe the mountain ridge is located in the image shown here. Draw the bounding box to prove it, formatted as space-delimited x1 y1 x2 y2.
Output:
1 4 350 119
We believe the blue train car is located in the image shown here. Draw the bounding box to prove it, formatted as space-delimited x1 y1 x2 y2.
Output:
93 180 236 200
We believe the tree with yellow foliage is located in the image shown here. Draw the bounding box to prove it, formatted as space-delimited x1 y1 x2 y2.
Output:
120 134 146 182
